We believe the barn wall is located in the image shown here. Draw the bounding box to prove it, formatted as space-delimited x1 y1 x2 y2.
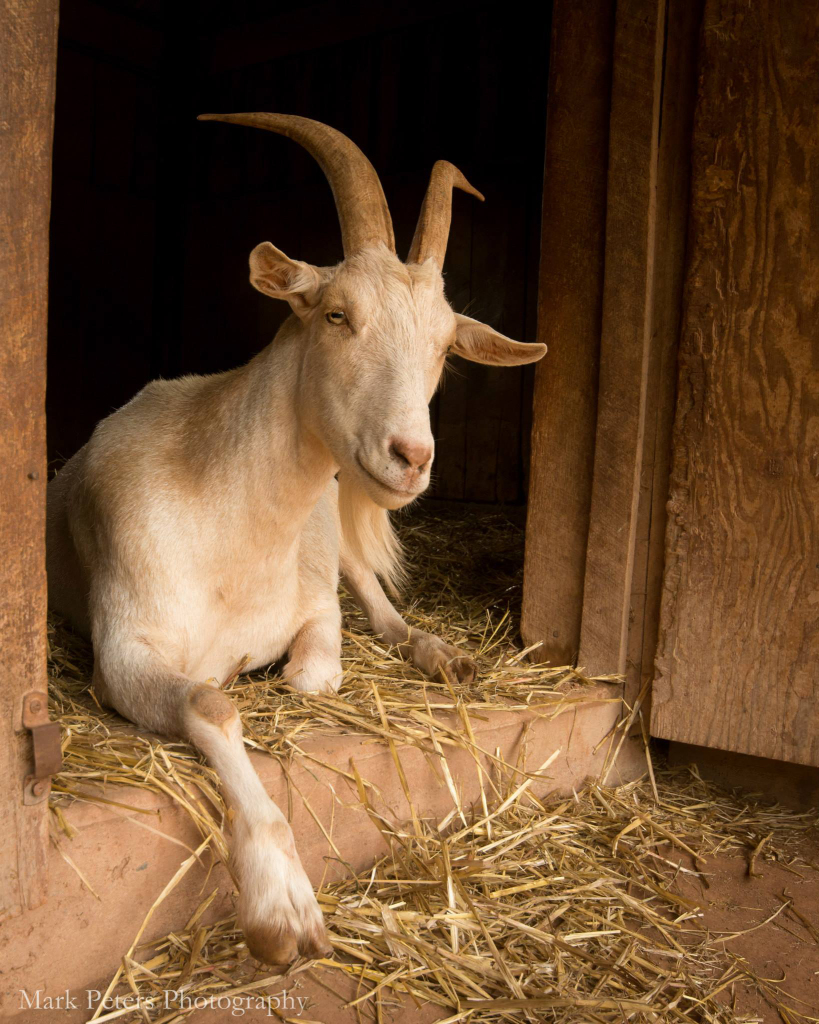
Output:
47 0 551 504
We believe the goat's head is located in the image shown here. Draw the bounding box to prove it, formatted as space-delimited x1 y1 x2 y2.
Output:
198 113 546 510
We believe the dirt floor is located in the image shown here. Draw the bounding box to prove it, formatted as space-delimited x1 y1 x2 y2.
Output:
678 843 819 1021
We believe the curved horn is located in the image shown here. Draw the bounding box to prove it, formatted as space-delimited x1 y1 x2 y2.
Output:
197 112 394 257
407 160 484 267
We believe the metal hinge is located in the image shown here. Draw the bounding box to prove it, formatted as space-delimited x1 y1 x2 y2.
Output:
21 690 62 805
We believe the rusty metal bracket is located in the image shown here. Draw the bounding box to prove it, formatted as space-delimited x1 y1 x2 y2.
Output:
21 690 62 805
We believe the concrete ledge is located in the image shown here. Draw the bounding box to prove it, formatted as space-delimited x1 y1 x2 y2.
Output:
1 684 645 1018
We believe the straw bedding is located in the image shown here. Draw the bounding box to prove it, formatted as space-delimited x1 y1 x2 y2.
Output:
47 505 818 1023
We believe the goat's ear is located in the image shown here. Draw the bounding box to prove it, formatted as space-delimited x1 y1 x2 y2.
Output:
249 242 322 316
451 313 547 366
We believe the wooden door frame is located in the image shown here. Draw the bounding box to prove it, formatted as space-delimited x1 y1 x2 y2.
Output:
523 0 703 709
0 0 60 921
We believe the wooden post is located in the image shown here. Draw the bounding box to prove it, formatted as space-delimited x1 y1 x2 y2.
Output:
0 0 60 918
624 0 703 707
522 0 616 665
576 0 667 677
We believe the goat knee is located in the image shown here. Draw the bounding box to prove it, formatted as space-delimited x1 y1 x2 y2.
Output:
186 683 237 733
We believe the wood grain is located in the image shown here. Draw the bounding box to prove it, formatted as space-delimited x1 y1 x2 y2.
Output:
521 0 616 665
578 0 667 677
652 0 819 766
0 0 59 918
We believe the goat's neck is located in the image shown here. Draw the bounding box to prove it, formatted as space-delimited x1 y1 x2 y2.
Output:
193 323 336 538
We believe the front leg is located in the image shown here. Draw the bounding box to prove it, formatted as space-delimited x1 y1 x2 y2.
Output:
283 608 344 693
342 559 477 685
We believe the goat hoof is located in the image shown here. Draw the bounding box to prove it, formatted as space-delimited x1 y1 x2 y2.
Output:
412 633 478 686
244 918 331 968
245 922 299 971
298 920 333 960
449 654 477 685
237 819 332 970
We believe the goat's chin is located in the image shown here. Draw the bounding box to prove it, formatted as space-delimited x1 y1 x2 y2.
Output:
375 486 423 511
350 458 427 510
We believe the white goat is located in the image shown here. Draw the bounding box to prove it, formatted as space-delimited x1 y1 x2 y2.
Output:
47 114 546 967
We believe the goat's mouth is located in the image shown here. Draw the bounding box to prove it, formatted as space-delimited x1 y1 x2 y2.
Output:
355 453 427 502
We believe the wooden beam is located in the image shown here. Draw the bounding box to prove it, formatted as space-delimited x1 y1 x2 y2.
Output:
624 0 704 707
577 0 667 677
0 0 59 918
521 0 615 665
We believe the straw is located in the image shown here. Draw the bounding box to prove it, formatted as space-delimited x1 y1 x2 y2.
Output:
45 505 819 1023
85 762 818 1024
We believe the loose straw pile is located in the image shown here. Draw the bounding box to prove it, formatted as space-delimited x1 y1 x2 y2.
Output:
46 506 819 1023
76 768 818 1024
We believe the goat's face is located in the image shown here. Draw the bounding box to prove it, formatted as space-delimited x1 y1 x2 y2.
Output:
199 113 547 508
250 242 545 510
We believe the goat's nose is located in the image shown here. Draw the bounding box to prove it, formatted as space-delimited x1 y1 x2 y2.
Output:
389 437 433 471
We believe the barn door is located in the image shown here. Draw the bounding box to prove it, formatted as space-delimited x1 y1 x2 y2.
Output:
652 0 819 765
0 0 60 919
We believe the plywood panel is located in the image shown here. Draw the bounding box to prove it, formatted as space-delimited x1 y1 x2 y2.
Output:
0 0 59 918
652 0 819 765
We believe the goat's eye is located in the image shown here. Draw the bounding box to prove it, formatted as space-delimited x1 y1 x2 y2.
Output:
325 310 346 325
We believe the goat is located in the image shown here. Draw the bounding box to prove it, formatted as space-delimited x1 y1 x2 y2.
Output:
46 113 546 968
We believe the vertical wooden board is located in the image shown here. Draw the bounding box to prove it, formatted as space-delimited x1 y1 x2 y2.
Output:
652 0 819 766
577 0 666 677
0 0 59 917
624 0 704 707
522 0 616 664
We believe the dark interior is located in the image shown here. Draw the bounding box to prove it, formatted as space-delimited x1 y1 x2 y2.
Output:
48 0 551 503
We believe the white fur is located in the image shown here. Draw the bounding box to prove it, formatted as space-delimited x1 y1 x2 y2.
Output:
338 474 404 596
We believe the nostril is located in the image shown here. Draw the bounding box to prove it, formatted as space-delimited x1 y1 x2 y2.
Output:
389 438 433 472
389 441 411 468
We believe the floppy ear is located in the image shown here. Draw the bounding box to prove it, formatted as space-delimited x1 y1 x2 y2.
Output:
249 242 322 317
451 313 547 366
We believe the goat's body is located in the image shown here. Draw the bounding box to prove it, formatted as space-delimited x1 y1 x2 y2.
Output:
46 315 481 964
46 111 545 968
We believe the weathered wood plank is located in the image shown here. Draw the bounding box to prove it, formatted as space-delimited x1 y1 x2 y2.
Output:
624 0 704 707
0 0 60 918
521 0 616 665
577 0 667 677
652 0 819 766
